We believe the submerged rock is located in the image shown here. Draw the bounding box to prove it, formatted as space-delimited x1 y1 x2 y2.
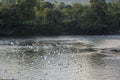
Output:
97 48 120 56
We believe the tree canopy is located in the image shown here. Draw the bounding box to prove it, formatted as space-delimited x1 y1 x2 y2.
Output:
0 0 120 36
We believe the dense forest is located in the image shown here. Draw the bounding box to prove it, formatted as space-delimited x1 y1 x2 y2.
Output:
0 0 120 36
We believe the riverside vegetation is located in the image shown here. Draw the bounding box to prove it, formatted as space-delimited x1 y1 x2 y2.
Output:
0 0 120 36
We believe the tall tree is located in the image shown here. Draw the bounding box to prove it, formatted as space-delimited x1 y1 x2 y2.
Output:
90 0 107 23
90 0 107 12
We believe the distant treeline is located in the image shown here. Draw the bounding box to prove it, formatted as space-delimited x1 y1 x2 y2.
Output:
0 0 120 36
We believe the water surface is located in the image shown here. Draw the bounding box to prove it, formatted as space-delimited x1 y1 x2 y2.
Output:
0 35 120 80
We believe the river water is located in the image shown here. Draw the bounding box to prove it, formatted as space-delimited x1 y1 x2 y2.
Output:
0 35 120 80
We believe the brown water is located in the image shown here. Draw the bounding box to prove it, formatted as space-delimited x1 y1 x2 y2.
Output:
0 35 120 80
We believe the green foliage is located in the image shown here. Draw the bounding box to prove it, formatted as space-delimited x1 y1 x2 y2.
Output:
0 0 120 36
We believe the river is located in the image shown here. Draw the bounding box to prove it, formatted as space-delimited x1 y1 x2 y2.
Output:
0 35 120 80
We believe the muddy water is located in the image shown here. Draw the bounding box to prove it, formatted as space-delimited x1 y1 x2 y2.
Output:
0 35 120 80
